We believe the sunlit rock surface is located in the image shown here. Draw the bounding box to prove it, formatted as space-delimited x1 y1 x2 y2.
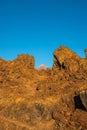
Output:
0 46 87 130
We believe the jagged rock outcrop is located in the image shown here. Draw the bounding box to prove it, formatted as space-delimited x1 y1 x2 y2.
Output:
53 46 80 72
0 54 35 88
0 46 87 130
13 54 34 69
53 46 87 81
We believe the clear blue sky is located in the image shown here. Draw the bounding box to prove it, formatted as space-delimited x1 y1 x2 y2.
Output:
0 0 87 67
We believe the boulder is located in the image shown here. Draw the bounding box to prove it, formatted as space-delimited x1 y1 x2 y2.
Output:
53 46 80 73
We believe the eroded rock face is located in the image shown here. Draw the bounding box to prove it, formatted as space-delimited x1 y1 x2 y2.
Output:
0 46 87 130
53 46 80 72
53 46 87 81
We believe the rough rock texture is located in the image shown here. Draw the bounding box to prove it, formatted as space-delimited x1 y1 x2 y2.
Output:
53 46 87 82
0 46 87 130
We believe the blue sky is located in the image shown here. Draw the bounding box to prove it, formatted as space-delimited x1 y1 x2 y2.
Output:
0 0 87 67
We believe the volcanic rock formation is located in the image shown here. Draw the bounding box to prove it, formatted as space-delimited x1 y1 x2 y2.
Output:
0 46 87 130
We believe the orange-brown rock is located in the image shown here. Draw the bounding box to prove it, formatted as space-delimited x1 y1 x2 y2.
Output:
53 46 80 72
53 46 87 81
0 46 87 130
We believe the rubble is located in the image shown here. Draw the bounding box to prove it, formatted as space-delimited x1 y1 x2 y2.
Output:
0 46 87 130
